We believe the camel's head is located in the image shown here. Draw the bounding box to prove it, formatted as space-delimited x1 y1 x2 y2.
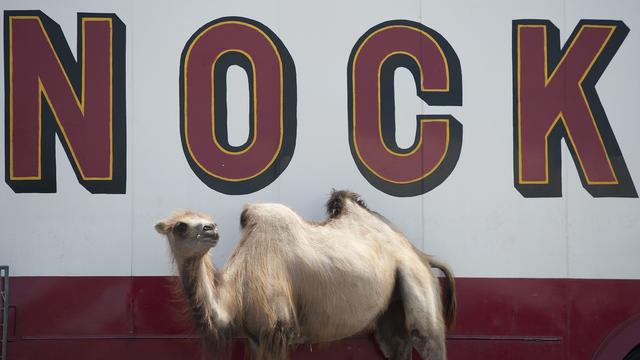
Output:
154 210 219 260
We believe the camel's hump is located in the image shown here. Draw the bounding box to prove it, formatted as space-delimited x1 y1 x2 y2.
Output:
240 203 299 229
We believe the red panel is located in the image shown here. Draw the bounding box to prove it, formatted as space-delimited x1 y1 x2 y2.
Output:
6 277 640 360
9 277 130 337
451 278 568 336
9 338 390 360
130 276 195 335
567 280 640 360
594 314 640 360
9 339 208 360
447 339 564 360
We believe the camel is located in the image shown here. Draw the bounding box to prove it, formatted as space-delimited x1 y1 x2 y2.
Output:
154 190 456 360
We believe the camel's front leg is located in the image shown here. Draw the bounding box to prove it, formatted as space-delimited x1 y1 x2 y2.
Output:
251 293 297 360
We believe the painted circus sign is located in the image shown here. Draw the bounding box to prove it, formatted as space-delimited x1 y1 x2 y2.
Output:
4 11 637 197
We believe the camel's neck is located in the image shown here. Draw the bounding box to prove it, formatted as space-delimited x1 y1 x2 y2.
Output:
178 255 232 339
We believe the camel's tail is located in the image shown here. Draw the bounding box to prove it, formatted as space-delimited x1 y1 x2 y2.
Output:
417 251 456 330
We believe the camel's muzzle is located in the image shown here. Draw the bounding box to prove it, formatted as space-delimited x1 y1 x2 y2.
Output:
199 224 219 243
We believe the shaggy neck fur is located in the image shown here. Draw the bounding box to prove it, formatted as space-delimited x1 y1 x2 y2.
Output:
177 254 232 345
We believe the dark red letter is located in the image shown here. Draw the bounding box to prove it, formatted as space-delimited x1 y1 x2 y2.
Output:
180 17 296 195
513 20 636 197
348 20 462 197
4 11 126 193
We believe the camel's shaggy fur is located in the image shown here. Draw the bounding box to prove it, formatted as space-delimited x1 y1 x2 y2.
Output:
155 190 456 360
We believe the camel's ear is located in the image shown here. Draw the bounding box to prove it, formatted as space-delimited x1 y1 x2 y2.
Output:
154 220 171 235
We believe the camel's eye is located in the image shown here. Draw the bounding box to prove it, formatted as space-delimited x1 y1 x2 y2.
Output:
173 222 187 235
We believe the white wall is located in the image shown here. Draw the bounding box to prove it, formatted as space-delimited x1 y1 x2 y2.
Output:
1 0 638 279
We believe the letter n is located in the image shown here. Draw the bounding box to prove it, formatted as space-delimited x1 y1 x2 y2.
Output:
4 11 126 193
513 20 636 197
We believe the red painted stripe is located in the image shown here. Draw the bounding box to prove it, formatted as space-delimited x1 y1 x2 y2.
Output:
6 277 640 359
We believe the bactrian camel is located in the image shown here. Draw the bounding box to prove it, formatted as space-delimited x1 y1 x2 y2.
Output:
154 190 456 360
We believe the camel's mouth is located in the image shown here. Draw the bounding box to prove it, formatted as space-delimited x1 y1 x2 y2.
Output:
197 232 219 244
